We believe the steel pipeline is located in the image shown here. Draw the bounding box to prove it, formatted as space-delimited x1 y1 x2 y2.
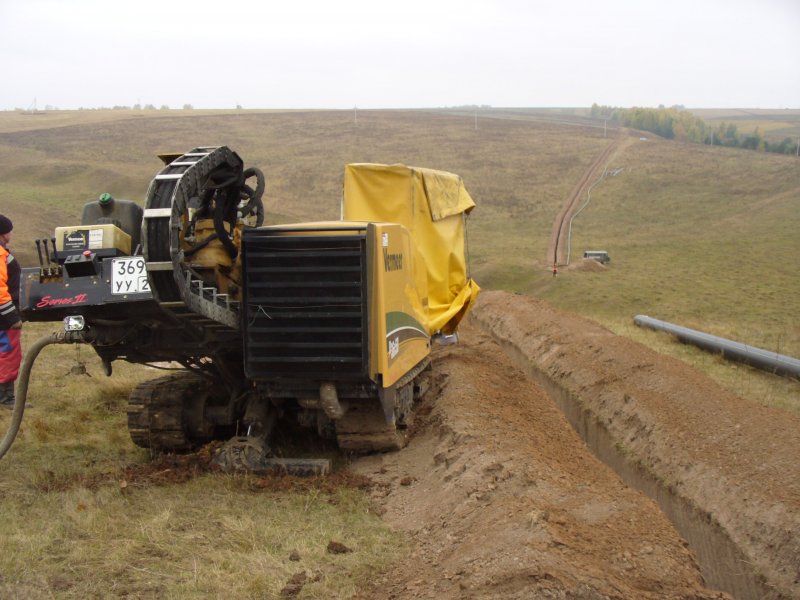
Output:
634 315 800 380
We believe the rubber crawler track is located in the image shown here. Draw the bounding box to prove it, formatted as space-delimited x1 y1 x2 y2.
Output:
336 358 431 452
127 371 207 451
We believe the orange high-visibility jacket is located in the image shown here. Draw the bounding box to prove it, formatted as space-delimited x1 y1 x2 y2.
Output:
0 244 21 329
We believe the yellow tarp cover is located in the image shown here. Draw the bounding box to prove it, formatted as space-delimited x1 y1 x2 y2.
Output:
343 163 480 335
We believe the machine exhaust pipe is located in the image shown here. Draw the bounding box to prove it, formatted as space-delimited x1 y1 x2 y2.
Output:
633 315 800 380
319 382 347 420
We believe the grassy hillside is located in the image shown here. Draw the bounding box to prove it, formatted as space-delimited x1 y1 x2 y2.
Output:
530 136 799 410
0 108 797 596
534 136 798 340
0 109 609 261
1 108 798 373
691 108 800 144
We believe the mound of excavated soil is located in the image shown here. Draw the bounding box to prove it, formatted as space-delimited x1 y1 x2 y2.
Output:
352 316 729 599
352 291 799 600
563 258 608 272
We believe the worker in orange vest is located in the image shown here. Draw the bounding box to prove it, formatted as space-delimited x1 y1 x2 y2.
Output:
0 215 22 409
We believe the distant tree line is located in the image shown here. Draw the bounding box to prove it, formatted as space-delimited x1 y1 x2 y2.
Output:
591 103 798 156
71 104 194 111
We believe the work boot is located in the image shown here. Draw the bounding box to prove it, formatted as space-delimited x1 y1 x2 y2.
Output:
0 382 15 409
0 382 29 409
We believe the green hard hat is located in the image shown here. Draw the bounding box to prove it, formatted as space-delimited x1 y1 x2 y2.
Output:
99 192 113 205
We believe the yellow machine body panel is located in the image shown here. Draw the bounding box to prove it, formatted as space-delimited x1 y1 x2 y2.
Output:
342 163 479 335
368 222 430 388
249 221 430 389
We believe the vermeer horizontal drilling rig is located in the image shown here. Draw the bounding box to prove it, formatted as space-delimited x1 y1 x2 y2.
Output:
4 146 478 471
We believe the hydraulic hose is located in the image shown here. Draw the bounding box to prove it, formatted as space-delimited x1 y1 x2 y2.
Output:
183 160 265 260
0 331 85 461
240 167 266 227
213 188 239 259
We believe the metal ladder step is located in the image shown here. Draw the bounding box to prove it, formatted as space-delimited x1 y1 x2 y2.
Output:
159 301 187 310
170 271 240 329
188 279 238 310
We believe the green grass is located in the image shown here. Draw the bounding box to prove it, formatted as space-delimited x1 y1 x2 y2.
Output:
0 323 405 599
0 474 401 599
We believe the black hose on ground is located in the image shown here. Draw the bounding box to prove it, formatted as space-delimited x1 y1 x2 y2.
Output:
0 331 87 461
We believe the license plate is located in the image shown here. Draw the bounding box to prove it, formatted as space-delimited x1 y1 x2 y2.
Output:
111 257 151 294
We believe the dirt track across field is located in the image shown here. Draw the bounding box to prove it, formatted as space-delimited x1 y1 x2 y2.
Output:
546 135 638 267
546 141 616 266
352 291 799 600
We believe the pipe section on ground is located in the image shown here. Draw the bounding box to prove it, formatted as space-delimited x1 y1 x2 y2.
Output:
634 315 800 380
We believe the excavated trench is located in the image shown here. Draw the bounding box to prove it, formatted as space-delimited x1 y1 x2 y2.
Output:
471 291 799 600
491 337 770 600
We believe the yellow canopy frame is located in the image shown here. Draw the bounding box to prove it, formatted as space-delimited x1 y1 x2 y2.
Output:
343 163 479 335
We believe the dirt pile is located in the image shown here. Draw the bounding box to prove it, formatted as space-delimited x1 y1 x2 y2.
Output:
352 314 731 599
471 291 800 599
563 258 608 272
352 291 799 599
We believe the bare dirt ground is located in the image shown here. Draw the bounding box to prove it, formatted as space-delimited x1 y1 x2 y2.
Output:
351 291 799 600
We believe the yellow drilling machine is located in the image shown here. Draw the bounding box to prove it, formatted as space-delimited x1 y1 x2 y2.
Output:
4 147 478 472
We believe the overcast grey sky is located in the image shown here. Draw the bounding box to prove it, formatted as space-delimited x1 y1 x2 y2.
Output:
1 0 798 110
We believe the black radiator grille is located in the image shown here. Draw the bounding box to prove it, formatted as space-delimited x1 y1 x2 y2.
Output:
242 229 369 379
